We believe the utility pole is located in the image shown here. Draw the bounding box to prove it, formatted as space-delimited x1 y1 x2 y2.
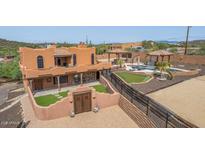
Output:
184 26 191 55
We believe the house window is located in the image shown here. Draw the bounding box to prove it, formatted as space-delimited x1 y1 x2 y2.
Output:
73 54 77 66
60 75 68 84
91 53 94 64
37 56 44 68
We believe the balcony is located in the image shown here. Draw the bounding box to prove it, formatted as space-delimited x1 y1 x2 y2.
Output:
55 57 73 67
54 49 74 67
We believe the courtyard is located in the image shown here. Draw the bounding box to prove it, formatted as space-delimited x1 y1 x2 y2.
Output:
21 95 138 128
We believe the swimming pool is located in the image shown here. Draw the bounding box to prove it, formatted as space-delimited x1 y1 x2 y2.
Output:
126 64 188 73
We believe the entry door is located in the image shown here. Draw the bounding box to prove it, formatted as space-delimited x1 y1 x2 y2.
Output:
82 92 91 112
34 79 43 90
74 92 91 114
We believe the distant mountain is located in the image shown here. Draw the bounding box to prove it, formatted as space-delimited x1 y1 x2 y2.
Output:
156 40 181 45
186 40 205 47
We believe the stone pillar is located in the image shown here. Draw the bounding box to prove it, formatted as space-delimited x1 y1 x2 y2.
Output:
57 76 60 91
108 53 110 62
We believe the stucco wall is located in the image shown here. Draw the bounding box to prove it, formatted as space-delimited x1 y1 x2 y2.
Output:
95 92 120 109
19 46 56 69
27 85 120 120
172 54 205 65
69 47 96 66
27 86 73 120
19 45 96 70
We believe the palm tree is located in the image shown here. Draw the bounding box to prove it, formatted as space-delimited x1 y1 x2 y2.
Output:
117 59 124 68
155 61 172 80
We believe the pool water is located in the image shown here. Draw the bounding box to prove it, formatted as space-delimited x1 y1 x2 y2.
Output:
128 65 182 72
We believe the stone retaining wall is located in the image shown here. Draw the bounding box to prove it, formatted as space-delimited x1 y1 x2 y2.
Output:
119 95 156 128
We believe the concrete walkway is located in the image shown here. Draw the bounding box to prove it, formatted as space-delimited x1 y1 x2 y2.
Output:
34 81 100 97
148 75 205 128
21 95 138 128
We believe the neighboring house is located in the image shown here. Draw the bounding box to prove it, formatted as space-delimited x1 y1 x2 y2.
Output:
109 42 142 50
19 42 111 91
0 55 15 63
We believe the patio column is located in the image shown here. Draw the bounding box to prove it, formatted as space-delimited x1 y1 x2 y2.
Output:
126 53 128 62
57 76 60 91
108 53 110 62
162 56 164 62
137 56 140 64
80 73 83 84
29 79 33 91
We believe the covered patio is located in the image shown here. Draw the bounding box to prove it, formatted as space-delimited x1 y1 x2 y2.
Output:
107 49 140 64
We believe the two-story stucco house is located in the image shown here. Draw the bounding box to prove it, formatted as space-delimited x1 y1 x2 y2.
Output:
19 43 111 91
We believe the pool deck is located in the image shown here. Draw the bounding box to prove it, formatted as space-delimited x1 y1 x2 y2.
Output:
148 75 205 128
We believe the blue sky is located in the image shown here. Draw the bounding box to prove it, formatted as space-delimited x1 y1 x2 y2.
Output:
0 26 205 44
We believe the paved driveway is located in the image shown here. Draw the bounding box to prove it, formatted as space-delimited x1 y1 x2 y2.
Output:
21 96 138 128
148 75 205 128
0 82 16 105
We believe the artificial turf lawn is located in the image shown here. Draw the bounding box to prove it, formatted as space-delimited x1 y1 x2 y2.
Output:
115 72 151 83
92 84 108 93
58 91 68 97
35 90 68 107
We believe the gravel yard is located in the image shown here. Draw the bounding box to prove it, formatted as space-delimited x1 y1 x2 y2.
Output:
132 64 205 94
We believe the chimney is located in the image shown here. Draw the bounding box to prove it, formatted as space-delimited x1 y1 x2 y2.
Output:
78 42 87 48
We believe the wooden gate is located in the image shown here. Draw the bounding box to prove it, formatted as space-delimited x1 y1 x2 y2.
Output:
73 91 92 114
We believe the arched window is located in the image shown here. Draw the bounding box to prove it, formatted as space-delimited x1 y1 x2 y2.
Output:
91 53 94 65
73 54 77 66
37 56 44 68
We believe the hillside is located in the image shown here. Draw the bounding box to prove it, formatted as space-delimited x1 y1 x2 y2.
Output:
0 38 78 57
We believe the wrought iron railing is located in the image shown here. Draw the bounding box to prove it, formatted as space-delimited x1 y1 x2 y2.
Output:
102 70 197 128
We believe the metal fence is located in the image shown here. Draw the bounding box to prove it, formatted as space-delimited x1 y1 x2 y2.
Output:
102 70 197 128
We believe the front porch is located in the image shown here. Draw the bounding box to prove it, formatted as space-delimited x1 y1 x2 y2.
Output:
34 81 100 97
28 71 101 92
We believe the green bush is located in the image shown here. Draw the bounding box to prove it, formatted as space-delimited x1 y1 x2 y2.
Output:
0 56 22 80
